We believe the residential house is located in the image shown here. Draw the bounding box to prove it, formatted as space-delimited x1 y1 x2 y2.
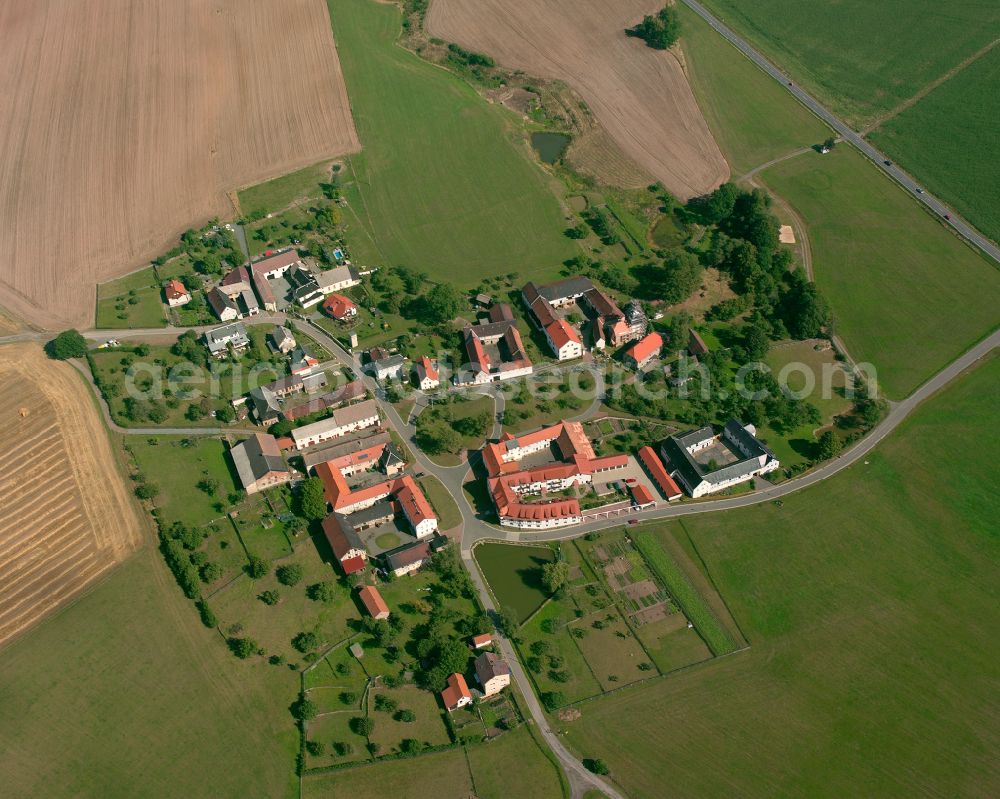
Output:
249 249 303 312
290 399 380 450
474 652 511 697
441 673 472 712
164 279 191 307
544 319 583 361
270 326 296 354
369 352 406 382
382 539 431 578
286 265 324 309
624 332 663 370
321 292 357 321
456 318 533 386
357 585 390 620
230 433 291 495
248 386 281 425
471 633 493 649
290 347 319 376
379 444 406 475
415 355 440 390
394 474 438 537
218 266 259 317
321 513 368 575
314 265 361 295
204 322 250 358
207 287 240 322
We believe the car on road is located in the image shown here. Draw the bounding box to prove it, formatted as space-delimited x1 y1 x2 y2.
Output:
884 160 892 166
944 214 951 220
916 188 923 194
624 478 637 485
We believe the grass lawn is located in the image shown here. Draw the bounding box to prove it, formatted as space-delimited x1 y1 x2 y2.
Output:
127 436 239 529
521 599 602 705
466 725 566 799
238 161 332 217
421 393 495 466
303 725 564 799
678 3 831 175
869 45 1000 245
571 608 652 690
89 341 283 427
306 711 370 765
95 268 167 329
0 548 298 798
760 147 1000 399
327 0 575 286
475 542 556 624
765 341 852 426
211 538 354 665
303 746 473 798
418 475 463 531
367 685 450 753
561 354 1000 798
695 0 1000 128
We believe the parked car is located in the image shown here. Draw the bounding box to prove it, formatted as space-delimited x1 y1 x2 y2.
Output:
628 519 640 526
944 214 951 220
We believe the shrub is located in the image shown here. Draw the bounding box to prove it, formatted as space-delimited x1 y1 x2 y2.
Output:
374 694 398 713
350 716 374 737
228 637 258 659
259 590 281 606
395 709 416 723
305 740 325 756
292 631 319 653
584 758 610 775
276 563 304 586
306 581 337 603
292 696 318 721
245 554 269 579
195 599 217 628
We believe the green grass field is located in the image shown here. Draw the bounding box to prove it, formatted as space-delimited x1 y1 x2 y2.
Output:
303 725 564 799
760 147 1000 399
418 475 463 531
561 354 1000 798
95 268 167 329
238 161 332 217
475 543 556 623
127 437 239 529
327 0 574 285
678 3 831 175
869 45 1000 245
0 548 298 798
696 0 1000 128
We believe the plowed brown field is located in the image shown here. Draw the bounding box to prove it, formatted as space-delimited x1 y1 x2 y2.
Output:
425 0 729 198
0 344 143 648
0 0 359 330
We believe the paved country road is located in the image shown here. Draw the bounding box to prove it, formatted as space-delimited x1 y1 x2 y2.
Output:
4 317 995 797
680 0 1000 265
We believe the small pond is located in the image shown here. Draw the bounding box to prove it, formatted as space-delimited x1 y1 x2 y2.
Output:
530 132 570 164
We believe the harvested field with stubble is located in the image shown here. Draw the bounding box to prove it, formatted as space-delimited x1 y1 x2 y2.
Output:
426 0 729 199
0 344 142 647
0 0 359 330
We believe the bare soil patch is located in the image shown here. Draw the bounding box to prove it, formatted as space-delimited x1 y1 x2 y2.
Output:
0 0 359 329
426 0 729 198
0 344 143 647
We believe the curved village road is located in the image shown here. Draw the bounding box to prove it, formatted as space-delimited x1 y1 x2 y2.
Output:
6 316 993 798
680 0 1000 265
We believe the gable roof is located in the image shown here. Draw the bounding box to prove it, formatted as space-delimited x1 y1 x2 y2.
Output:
251 248 301 275
358 585 389 618
417 355 438 381
164 279 188 300
383 539 431 571
322 293 357 319
441 672 472 709
475 651 511 682
546 319 581 349
394 475 435 526
231 433 287 488
625 332 663 364
321 513 366 561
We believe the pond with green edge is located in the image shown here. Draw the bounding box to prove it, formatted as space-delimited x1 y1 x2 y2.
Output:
475 542 556 623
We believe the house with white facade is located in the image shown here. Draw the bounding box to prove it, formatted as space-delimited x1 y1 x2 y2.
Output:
290 399 380 450
474 652 511 697
661 419 780 498
204 322 250 358
414 356 440 390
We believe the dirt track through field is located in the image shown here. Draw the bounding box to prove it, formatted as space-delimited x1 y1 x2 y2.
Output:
426 0 729 198
0 0 359 330
0 344 143 648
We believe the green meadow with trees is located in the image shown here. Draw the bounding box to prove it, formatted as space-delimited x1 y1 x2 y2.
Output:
562 355 1000 798
327 0 574 286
